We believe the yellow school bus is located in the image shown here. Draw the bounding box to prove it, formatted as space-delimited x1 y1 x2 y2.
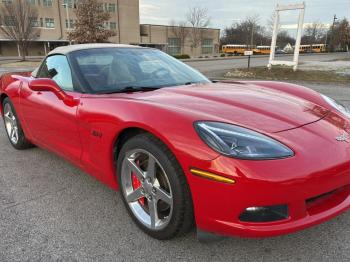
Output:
312 44 327 53
256 46 272 55
298 45 312 53
222 45 261 55
222 45 247 55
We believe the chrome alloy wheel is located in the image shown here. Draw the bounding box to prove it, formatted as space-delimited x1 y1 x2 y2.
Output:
3 103 19 144
121 149 173 230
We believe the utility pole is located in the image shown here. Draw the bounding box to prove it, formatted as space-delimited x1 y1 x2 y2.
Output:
250 23 255 49
330 14 338 52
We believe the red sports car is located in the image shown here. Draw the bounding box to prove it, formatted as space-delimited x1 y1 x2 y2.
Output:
1 44 350 240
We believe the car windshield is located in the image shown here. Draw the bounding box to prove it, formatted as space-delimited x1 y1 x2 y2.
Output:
70 48 210 93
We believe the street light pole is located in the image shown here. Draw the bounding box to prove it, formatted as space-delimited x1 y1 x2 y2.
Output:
62 3 71 45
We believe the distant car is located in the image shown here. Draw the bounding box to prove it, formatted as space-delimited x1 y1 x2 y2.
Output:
275 49 286 54
1 44 350 240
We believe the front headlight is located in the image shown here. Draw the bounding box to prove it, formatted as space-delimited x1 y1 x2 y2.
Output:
194 122 294 160
322 94 350 118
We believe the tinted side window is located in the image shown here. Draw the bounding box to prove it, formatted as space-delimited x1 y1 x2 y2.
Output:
38 55 74 91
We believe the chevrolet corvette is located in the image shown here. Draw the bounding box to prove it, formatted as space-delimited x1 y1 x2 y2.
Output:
1 44 350 240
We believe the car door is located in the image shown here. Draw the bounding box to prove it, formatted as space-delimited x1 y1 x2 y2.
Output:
20 54 82 164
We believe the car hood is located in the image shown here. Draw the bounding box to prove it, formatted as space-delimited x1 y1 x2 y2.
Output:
116 82 329 133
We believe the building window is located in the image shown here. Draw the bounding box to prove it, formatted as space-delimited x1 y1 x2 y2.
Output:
4 16 16 26
65 19 74 29
202 39 213 54
63 0 73 8
108 3 116 12
140 26 149 36
110 22 116 30
40 18 43 27
26 0 35 4
168 38 181 55
30 17 39 27
45 18 55 28
43 0 52 7
2 0 12 5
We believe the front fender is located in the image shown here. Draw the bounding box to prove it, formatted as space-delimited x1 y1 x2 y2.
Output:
77 97 219 189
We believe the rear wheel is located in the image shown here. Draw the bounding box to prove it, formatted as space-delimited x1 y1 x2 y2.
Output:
117 133 194 239
2 98 33 150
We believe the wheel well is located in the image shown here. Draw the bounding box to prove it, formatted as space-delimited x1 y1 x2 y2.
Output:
113 127 148 162
0 94 8 116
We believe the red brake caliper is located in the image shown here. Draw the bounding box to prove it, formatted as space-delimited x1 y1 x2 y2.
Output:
131 160 145 206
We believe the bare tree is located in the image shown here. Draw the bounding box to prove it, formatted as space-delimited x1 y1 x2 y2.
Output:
302 22 326 45
170 20 189 54
186 6 210 56
221 15 267 47
68 0 116 43
245 15 260 47
330 18 350 51
0 0 39 60
266 12 277 38
276 31 296 48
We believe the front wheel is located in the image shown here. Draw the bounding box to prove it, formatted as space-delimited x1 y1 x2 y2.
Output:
117 133 194 239
2 97 33 150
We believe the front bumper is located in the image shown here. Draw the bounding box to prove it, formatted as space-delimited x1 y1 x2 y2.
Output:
185 113 350 237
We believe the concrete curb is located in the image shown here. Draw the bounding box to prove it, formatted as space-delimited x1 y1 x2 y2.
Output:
181 52 340 63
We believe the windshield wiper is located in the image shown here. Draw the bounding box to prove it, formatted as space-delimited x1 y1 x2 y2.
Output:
118 86 161 93
182 81 204 86
98 86 161 94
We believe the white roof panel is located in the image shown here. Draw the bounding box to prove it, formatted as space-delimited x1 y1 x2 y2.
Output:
48 43 143 55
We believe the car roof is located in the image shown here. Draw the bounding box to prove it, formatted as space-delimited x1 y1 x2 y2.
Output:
48 43 144 55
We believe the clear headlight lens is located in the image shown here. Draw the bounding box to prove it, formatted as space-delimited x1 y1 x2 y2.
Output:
322 94 350 118
194 122 294 160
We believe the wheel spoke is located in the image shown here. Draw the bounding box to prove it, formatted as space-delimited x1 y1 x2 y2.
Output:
148 199 159 229
4 112 12 123
146 155 156 181
126 187 144 203
13 127 18 141
155 187 172 205
9 126 15 140
126 157 145 180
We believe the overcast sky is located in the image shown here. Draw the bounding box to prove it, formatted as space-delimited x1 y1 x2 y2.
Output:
140 0 350 30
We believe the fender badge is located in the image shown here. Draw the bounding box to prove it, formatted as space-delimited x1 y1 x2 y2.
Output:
92 130 103 138
336 132 350 143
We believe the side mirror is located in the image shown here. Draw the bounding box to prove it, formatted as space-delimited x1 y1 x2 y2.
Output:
29 78 79 107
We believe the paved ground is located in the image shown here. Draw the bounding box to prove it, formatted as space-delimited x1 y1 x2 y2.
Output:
0 82 349 262
1 52 350 77
186 52 350 77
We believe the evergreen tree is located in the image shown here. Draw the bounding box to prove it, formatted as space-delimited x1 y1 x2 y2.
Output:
68 0 116 43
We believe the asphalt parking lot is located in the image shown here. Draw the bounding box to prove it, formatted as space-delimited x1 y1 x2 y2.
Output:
186 52 350 76
0 82 349 262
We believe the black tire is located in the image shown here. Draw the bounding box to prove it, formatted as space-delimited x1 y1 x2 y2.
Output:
2 97 33 150
117 133 194 240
